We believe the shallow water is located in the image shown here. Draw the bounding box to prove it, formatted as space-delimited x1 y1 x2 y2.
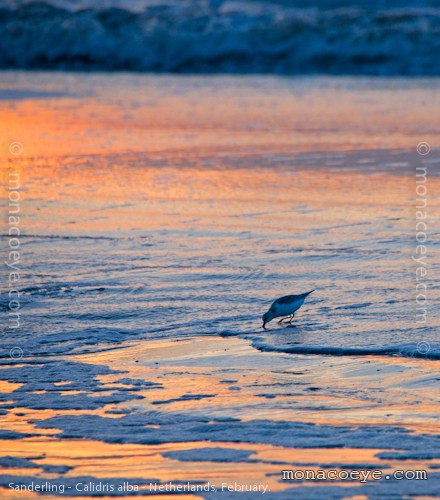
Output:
1 73 439 360
1 72 439 498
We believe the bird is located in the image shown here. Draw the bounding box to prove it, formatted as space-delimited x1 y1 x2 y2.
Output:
262 290 315 329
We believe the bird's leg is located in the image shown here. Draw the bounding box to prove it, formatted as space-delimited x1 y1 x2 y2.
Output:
278 316 289 324
288 313 295 324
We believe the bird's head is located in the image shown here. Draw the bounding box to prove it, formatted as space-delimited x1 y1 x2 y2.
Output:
262 310 273 329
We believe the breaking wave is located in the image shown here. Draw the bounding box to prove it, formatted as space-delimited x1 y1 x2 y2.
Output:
1 1 439 74
252 339 440 360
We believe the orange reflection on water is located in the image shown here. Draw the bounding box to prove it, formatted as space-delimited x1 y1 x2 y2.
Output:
77 337 440 433
0 381 22 393
0 434 436 500
1 74 439 158
3 152 428 237
0 437 388 492
1 73 439 499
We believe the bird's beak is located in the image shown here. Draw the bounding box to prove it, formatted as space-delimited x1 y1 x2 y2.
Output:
262 322 267 330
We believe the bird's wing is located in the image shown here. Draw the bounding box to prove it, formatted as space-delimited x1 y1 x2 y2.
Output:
276 294 299 304
276 290 314 304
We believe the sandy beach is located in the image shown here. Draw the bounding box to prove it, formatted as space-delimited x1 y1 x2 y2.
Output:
1 72 439 498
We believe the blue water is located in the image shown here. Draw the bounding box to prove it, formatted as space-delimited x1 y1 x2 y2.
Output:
1 71 439 500
2 154 439 361
1 72 439 363
0 0 439 74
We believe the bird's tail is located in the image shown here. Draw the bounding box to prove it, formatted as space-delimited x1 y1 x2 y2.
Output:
305 289 315 296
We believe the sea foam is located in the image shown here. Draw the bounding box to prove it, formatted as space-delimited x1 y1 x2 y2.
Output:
1 1 439 74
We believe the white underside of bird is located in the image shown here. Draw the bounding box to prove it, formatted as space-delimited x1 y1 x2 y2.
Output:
262 290 314 328
274 297 306 316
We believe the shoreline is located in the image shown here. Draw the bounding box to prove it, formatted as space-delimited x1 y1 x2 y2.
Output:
1 71 439 498
1 335 439 497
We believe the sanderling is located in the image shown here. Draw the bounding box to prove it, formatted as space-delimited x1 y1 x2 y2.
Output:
262 290 314 329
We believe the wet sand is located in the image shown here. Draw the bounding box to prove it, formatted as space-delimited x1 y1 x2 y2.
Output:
1 337 440 498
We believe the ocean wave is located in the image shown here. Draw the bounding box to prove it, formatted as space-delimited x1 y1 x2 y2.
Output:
252 340 440 360
0 1 439 74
